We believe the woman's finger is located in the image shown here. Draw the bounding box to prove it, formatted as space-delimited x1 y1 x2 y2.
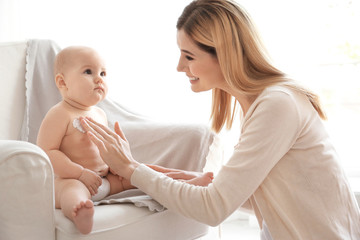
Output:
165 172 193 180
147 164 168 173
80 118 107 143
81 118 110 141
114 121 127 141
147 164 180 173
85 117 119 141
86 131 107 153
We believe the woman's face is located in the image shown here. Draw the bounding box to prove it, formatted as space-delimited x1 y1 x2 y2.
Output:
176 29 226 92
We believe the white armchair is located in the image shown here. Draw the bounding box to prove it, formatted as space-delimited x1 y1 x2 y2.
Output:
0 40 220 240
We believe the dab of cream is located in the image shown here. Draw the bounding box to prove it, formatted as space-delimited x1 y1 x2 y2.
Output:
73 118 85 133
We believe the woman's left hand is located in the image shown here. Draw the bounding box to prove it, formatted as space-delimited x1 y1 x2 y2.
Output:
80 117 140 180
147 164 206 180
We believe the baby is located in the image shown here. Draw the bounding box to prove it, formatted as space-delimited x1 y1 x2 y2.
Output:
37 46 119 234
37 46 213 234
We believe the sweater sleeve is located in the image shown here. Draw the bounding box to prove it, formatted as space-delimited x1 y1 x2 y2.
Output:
131 89 302 226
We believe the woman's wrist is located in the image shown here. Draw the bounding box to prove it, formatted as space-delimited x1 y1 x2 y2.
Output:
112 160 140 180
125 161 141 180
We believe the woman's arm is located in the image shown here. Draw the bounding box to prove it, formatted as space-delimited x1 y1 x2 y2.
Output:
80 91 300 226
130 91 301 226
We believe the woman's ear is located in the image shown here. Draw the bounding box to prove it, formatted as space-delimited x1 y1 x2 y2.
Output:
55 73 66 90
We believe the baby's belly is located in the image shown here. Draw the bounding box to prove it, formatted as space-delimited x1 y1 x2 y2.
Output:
72 154 109 176
61 137 109 176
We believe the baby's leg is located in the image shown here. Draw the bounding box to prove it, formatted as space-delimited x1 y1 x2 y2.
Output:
106 173 136 196
55 178 94 234
186 172 214 186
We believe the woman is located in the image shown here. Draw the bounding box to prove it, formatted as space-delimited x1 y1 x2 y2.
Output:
81 0 360 239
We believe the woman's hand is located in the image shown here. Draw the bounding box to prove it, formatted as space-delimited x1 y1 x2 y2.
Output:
80 117 140 180
147 164 214 187
147 164 201 179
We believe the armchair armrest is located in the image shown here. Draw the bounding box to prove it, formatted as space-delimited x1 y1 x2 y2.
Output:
0 140 55 240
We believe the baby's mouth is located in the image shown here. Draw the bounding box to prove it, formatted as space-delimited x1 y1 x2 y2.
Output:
95 86 104 92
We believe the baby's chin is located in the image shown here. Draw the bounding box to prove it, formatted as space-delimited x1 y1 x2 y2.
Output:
93 93 107 103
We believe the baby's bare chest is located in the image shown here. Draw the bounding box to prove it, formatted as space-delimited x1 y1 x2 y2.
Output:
60 110 108 168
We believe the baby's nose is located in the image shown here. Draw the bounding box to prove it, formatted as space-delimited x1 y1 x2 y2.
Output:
95 75 104 83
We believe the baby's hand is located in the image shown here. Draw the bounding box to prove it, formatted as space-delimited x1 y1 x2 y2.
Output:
78 168 102 195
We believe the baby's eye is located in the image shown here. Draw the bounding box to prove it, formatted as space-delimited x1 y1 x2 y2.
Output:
100 71 106 77
84 69 92 74
185 55 194 61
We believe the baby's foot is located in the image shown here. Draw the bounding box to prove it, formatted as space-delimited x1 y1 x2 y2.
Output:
186 172 214 186
72 200 94 234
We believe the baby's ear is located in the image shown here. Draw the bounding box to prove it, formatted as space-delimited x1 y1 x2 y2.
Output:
55 73 66 89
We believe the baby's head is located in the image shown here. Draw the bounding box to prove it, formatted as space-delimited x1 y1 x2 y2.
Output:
54 46 108 109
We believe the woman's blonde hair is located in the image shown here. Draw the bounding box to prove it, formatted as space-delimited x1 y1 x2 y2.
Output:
177 0 326 133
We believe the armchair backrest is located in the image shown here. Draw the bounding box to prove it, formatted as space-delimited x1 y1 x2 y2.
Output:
0 41 27 140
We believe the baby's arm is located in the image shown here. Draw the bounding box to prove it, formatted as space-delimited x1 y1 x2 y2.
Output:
37 106 83 178
37 106 101 195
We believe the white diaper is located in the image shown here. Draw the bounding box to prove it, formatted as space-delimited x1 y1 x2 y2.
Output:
91 177 110 202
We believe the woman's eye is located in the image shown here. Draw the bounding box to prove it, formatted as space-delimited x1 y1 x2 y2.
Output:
84 69 92 74
185 55 194 61
100 71 106 77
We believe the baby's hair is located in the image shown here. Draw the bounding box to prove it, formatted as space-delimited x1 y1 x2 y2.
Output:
54 46 95 76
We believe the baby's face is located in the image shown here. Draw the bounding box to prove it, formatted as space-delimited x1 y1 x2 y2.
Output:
63 49 108 108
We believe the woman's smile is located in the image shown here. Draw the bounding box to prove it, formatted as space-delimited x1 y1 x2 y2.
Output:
189 77 199 84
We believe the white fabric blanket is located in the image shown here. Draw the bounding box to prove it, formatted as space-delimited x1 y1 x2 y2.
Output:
20 39 216 211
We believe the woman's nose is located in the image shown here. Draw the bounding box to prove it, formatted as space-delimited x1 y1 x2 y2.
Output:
177 58 185 72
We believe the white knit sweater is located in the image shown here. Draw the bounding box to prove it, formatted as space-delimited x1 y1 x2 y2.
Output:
131 86 360 239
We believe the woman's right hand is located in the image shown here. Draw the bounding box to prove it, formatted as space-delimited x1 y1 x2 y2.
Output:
80 117 140 180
